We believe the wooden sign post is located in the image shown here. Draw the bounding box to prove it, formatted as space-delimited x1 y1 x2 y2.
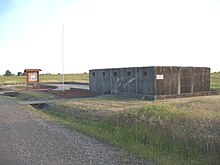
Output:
24 69 42 90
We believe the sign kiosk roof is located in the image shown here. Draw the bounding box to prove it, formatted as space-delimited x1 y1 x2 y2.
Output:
24 69 42 72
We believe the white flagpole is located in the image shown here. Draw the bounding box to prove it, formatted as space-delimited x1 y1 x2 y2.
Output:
62 25 65 91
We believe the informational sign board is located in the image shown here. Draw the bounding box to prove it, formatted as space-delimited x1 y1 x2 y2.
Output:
24 69 42 90
28 72 38 82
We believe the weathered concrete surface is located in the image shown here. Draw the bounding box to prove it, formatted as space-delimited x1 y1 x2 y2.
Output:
90 67 155 95
0 96 152 165
18 100 50 105
90 66 210 100
44 84 89 90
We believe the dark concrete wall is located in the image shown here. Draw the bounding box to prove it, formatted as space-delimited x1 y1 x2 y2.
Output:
89 69 111 94
155 67 181 95
137 67 155 95
89 70 97 91
90 66 210 97
109 68 121 94
109 67 155 95
180 68 193 93
116 67 138 94
191 67 210 92
90 67 155 96
155 67 210 95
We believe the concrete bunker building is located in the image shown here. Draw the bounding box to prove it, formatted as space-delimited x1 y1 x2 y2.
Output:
89 66 210 100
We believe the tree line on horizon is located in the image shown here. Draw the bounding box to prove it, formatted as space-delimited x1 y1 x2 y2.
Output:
0 70 25 77
1 70 89 77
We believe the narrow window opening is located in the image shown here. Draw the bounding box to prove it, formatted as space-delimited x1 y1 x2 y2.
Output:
113 72 118 76
102 72 106 76
143 71 147 76
127 71 131 76
92 72 95 76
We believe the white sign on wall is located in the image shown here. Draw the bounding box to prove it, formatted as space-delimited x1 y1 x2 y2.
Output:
156 74 164 80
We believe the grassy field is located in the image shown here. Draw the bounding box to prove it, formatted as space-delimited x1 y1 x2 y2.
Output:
2 72 220 164
0 72 219 90
14 91 220 165
211 72 220 90
0 73 89 85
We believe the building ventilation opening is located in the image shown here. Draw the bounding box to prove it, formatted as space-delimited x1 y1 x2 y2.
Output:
127 72 131 76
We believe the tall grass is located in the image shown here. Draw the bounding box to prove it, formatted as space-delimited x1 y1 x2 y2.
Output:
35 96 220 165
211 72 220 90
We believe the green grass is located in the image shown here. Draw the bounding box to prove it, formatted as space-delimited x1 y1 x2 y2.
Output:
5 71 219 164
40 73 89 83
0 72 219 90
0 75 26 85
211 72 220 90
16 91 58 101
0 73 89 85
26 95 220 165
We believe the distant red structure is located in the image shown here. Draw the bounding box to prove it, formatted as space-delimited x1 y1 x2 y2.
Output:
24 69 42 90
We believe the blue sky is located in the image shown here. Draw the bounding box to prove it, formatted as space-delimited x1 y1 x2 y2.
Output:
0 0 220 74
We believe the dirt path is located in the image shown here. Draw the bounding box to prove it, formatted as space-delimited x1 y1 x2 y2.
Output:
0 96 152 165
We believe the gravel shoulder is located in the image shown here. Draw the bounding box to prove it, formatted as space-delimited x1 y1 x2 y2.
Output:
0 96 152 165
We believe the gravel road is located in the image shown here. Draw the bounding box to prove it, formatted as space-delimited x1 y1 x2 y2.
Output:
0 96 153 165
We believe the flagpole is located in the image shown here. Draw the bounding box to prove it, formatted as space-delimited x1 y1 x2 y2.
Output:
62 25 65 91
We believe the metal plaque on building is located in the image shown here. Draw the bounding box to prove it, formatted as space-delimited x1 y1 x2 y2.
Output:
156 74 164 80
